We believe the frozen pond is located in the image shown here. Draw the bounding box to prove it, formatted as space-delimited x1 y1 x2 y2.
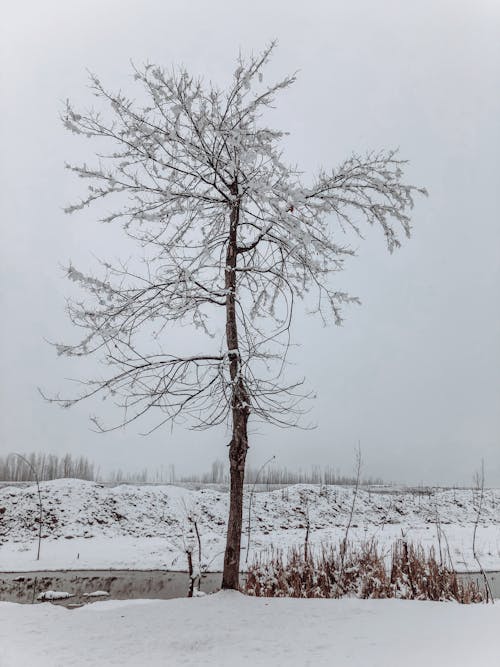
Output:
0 570 223 607
0 570 498 607
457 571 500 600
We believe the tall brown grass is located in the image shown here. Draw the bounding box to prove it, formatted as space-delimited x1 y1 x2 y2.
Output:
243 539 485 603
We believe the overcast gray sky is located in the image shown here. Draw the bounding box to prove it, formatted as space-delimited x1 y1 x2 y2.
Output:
1 0 499 485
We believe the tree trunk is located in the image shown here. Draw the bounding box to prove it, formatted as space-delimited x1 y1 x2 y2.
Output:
221 182 249 590
222 408 249 589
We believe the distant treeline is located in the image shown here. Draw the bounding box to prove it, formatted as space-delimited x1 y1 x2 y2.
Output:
0 452 383 487
108 460 384 487
0 452 97 482
246 465 384 487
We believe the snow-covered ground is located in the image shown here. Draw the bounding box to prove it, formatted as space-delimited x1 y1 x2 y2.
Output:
1 479 499 572
0 591 498 666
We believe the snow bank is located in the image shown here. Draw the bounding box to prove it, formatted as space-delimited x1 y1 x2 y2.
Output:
0 592 498 666
0 480 499 572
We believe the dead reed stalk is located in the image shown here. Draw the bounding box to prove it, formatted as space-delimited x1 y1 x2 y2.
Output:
244 539 485 603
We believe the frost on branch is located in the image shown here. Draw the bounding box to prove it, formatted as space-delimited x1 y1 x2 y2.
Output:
49 43 426 432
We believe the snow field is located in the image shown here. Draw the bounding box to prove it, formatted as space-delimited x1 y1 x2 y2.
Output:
0 591 499 667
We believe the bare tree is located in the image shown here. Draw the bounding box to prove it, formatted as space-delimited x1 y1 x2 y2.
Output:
8 454 43 560
472 460 494 603
339 444 362 580
47 43 425 589
245 455 275 564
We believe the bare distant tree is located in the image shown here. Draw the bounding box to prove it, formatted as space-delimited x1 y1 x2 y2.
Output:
472 461 494 602
8 454 43 560
47 43 425 589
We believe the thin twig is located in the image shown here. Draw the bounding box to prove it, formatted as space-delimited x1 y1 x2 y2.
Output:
245 455 275 564
340 444 362 575
9 453 43 561
472 460 494 603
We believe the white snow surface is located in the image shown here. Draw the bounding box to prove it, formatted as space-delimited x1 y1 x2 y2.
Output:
1 479 499 572
0 592 498 666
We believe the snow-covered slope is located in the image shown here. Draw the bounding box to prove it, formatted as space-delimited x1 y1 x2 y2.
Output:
0 479 499 572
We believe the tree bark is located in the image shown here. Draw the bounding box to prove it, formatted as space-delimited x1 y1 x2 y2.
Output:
222 411 249 589
221 182 249 590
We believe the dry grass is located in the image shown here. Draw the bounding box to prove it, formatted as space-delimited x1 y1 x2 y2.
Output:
243 539 485 603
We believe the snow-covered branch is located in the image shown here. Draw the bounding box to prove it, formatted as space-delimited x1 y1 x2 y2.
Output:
51 43 426 433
